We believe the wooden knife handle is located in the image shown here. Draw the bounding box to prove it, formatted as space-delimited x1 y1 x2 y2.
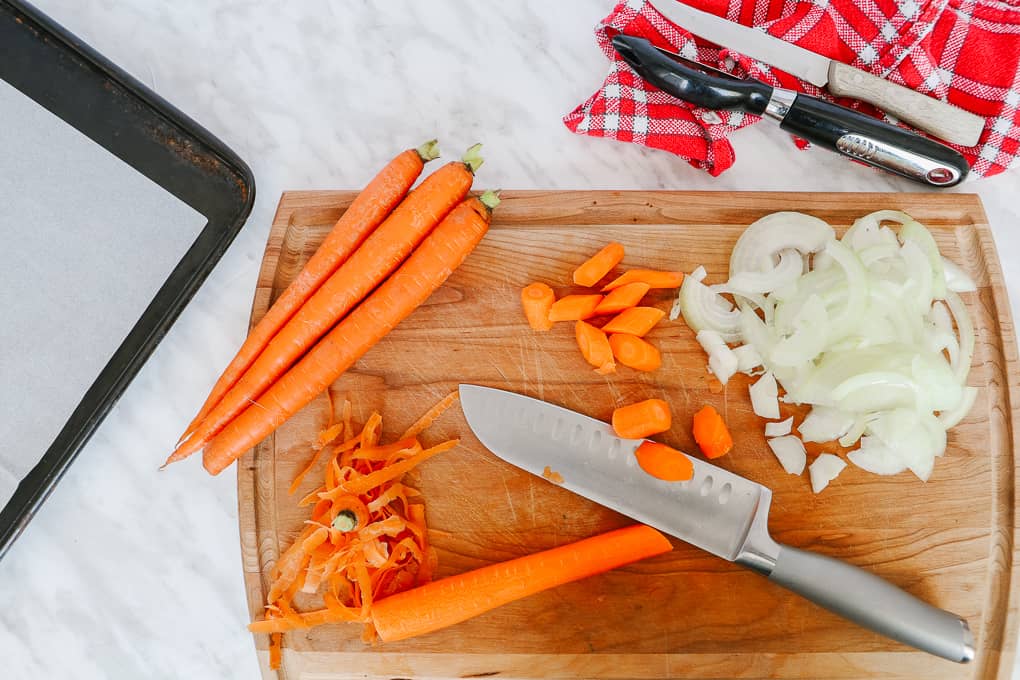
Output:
826 61 985 147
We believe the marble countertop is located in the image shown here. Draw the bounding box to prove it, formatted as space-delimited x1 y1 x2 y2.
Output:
3 1 1017 678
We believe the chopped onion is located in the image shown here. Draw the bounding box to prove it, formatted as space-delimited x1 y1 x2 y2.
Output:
749 371 780 419
848 437 907 475
942 257 976 293
728 249 805 294
697 330 738 385
768 435 806 474
690 265 707 282
729 212 834 278
733 344 763 374
675 276 742 341
798 406 854 443
809 454 847 493
765 417 793 437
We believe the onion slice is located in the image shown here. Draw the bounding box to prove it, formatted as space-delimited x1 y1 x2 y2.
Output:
749 372 780 419
809 454 847 493
768 435 806 474
765 417 793 437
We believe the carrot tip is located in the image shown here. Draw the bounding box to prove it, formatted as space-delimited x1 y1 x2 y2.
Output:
462 143 484 173
416 139 440 162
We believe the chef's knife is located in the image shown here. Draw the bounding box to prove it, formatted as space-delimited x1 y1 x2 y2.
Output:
459 384 974 663
613 34 969 187
648 0 985 147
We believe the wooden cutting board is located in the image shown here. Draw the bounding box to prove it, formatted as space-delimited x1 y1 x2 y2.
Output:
238 191 1019 680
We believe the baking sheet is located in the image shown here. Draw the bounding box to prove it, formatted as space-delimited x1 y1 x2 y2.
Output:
0 78 207 507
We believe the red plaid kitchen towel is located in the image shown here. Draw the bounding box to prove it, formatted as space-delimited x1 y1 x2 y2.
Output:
564 0 1020 177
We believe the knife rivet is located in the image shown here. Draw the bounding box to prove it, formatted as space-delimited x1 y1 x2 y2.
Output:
698 110 723 125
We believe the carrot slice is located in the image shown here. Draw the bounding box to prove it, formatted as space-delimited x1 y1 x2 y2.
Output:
608 334 661 372
602 270 683 292
593 282 650 316
612 399 672 439
634 441 693 481
520 283 555 331
547 294 604 322
573 242 625 287
601 307 665 337
268 632 282 669
370 524 672 642
692 405 733 459
575 321 616 375
201 192 494 475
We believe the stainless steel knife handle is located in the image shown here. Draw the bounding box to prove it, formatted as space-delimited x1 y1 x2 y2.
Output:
769 544 974 663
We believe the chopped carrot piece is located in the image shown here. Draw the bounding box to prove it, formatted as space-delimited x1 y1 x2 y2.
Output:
612 399 672 439
601 307 665 337
602 269 683 292
593 282 650 315
520 282 555 331
634 441 693 481
269 632 282 669
575 321 616 375
573 242 625 287
692 405 733 459
547 294 604 322
542 466 565 484
608 334 661 372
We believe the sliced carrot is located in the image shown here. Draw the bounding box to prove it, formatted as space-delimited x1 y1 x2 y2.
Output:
608 333 661 372
612 399 672 439
323 440 459 498
520 283 555 331
547 294 603 322
268 632 282 669
602 270 683 292
369 524 672 642
573 242 625 287
593 282 650 316
401 391 459 439
692 405 733 459
575 321 615 375
201 192 494 475
634 441 693 482
178 141 439 447
601 307 665 337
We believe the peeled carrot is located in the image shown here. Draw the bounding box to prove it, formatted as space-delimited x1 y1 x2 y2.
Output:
608 333 661 372
370 524 672 642
575 321 615 375
602 270 683 292
520 283 555 331
601 307 665 337
634 441 693 482
573 242 625 287
201 193 496 475
692 405 733 459
179 141 439 445
593 282 650 316
168 146 483 466
612 399 671 439
547 294 603 322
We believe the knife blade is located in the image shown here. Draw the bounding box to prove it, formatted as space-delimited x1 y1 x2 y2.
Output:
648 0 985 147
459 384 974 663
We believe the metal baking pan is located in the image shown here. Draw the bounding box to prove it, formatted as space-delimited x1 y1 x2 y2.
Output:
0 0 255 557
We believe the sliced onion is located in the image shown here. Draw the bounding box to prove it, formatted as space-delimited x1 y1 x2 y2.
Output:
798 406 854 443
898 218 947 300
942 257 976 293
765 417 793 437
727 249 805 295
768 435 806 474
749 371 780 419
809 454 847 493
769 294 828 367
733 344 763 374
675 276 742 342
848 437 907 475
944 291 975 384
729 212 834 277
900 240 934 314
690 265 707 282
938 385 978 429
697 330 738 385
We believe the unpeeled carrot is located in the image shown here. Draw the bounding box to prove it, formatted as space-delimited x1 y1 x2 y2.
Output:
573 242 625 287
602 270 683 292
634 441 693 482
369 524 672 642
593 282 650 316
601 307 665 337
608 333 661 372
547 294 603 322
201 193 496 475
692 405 733 459
520 283 555 331
575 321 615 375
612 399 671 439
179 141 439 445
168 147 483 465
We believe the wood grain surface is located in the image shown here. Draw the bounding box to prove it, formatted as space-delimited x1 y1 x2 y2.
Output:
237 191 1018 680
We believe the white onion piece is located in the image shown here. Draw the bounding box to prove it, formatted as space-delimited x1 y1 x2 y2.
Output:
765 417 794 437
729 212 834 278
838 415 870 447
822 239 868 342
697 330 738 385
690 265 707 282
944 291 975 384
733 344 763 374
768 435 806 474
798 406 854 443
900 240 934 314
770 294 828 366
728 249 805 295
750 371 780 419
938 386 978 429
809 454 847 493
848 437 907 475
675 276 742 341
942 257 976 293
899 218 947 299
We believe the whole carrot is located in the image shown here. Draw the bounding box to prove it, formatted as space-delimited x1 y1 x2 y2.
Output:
201 192 498 475
179 140 439 445
370 524 673 643
168 145 483 465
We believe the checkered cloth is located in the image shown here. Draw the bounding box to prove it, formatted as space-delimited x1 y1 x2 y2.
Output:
564 0 1020 178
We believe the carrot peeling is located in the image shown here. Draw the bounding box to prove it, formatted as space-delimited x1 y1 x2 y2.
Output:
521 283 555 331
575 321 615 374
692 405 733 459
593 282 650 316
608 333 661 372
612 399 672 439
547 294 604 322
400 391 459 439
634 441 693 482
602 269 683 292
573 242 625 287
601 307 666 337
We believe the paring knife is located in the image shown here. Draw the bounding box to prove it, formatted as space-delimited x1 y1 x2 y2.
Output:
613 34 969 188
459 385 975 663
648 0 985 147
